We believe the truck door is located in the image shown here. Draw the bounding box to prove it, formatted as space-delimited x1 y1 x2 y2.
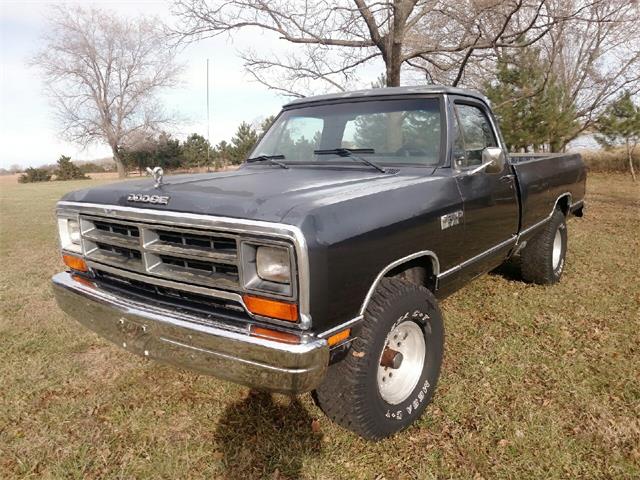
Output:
451 99 519 278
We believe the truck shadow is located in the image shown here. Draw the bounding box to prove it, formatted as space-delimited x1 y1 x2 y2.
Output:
490 258 523 282
214 391 323 479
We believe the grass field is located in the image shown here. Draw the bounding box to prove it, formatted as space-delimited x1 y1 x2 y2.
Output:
1 173 638 479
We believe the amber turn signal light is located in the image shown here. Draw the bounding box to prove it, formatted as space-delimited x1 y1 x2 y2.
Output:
243 294 298 322
63 254 88 272
327 328 351 346
250 325 301 344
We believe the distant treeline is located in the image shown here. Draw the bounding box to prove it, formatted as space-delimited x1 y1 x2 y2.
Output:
10 117 274 182
119 118 272 174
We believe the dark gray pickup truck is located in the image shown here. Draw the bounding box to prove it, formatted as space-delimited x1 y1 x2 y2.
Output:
52 86 586 439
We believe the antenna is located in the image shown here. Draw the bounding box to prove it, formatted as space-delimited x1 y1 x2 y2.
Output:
206 58 210 171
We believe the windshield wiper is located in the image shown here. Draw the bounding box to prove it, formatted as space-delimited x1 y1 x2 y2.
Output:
313 148 387 173
246 154 289 169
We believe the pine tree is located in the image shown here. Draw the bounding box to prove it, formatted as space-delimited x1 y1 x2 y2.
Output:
55 155 88 180
154 132 182 170
596 91 640 181
486 48 576 152
259 116 276 135
182 133 213 169
230 122 259 164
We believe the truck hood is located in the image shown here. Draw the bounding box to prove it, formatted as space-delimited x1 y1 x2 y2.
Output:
62 165 437 225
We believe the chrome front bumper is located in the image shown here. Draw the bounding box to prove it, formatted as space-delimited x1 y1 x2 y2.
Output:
52 272 329 393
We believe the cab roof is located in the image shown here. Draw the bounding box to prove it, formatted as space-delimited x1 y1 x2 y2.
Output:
283 85 489 109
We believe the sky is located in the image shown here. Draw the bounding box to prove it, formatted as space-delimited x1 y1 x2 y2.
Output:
0 0 341 169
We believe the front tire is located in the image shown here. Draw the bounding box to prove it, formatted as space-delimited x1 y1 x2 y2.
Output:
520 209 567 284
313 278 444 440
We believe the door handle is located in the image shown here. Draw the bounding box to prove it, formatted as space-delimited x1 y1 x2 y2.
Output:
500 174 515 182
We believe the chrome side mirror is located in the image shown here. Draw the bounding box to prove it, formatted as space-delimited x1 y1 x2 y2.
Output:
483 147 505 173
467 147 505 175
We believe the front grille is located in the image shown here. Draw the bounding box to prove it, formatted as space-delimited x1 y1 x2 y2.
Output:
80 215 241 291
94 220 140 238
96 242 142 260
93 269 248 326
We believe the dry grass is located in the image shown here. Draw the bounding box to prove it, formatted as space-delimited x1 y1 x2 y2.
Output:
578 147 639 174
1 174 638 479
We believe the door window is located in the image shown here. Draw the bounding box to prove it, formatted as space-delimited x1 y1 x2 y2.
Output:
453 103 497 168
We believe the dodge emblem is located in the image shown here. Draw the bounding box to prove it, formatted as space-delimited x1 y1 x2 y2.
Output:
127 193 170 205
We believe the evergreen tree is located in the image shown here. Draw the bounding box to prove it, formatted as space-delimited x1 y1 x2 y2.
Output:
182 133 213 168
212 140 232 170
486 48 576 152
230 122 259 164
154 132 183 170
596 91 640 181
119 135 156 174
18 167 51 183
259 116 276 135
55 155 88 180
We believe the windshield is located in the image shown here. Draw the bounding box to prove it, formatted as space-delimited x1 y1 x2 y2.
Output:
252 98 442 166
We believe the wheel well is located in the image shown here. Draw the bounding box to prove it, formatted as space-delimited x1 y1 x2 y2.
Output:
556 195 571 216
386 257 437 292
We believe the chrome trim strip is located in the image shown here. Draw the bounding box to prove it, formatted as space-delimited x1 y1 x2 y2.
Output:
359 251 440 316
317 315 364 339
52 272 328 393
517 215 551 238
438 236 516 279
57 201 312 329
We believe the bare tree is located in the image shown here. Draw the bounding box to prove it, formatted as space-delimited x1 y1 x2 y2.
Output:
543 0 640 145
172 0 596 96
34 6 182 177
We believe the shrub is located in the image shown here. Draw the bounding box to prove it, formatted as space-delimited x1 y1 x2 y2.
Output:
55 155 89 181
18 167 52 183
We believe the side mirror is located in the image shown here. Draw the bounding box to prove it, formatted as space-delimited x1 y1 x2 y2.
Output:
482 147 505 174
467 147 505 175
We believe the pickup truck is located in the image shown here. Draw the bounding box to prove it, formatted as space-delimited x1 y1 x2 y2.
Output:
52 86 586 440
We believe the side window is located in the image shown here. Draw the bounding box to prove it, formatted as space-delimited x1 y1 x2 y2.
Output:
452 113 466 169
454 103 497 168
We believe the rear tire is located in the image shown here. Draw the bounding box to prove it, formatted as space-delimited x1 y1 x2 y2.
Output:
313 278 444 440
520 209 567 284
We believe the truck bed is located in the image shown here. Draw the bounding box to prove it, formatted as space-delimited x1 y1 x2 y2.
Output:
509 153 586 236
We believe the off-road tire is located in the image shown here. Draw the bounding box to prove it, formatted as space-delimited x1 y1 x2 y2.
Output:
520 209 567 284
313 278 444 440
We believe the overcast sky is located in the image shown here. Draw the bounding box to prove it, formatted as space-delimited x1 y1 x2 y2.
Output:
0 0 350 169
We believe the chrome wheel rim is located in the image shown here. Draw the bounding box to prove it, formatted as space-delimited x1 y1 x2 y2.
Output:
552 229 562 269
377 321 426 405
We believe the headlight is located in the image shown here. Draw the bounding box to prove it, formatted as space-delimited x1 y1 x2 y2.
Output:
58 217 82 253
256 246 291 284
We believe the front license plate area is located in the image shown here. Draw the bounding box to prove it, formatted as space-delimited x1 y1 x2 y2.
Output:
116 317 150 353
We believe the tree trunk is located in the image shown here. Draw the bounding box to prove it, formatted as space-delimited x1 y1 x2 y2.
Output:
111 144 126 178
626 139 636 182
385 49 402 87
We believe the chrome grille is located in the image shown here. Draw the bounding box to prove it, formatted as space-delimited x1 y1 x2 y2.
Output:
80 215 240 291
